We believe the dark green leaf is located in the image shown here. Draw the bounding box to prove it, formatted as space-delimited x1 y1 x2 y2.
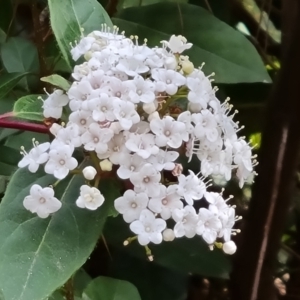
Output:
0 73 28 99
115 3 271 83
0 37 39 90
105 215 231 278
0 168 113 300
41 75 71 91
107 249 188 300
82 276 141 300
48 0 113 69
13 94 44 121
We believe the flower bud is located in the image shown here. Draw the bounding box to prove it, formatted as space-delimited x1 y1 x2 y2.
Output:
222 241 237 255
49 123 62 135
143 102 157 114
148 111 160 122
182 60 194 74
82 166 97 180
163 229 175 242
99 159 112 171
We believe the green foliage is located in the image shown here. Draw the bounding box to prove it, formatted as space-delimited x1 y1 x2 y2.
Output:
82 276 141 300
105 216 231 279
0 73 28 99
0 168 114 300
13 95 44 121
0 145 21 176
0 37 39 90
48 0 113 69
41 75 71 91
115 3 271 83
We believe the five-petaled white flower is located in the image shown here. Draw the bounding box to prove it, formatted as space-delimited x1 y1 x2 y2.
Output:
76 185 105 210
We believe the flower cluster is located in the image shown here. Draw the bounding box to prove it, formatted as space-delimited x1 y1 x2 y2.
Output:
18 25 257 255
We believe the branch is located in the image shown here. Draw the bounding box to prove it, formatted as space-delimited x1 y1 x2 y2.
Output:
0 118 49 134
231 1 300 300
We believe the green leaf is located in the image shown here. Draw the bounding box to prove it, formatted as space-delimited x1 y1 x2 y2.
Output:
105 215 231 278
13 95 44 121
107 249 188 300
0 37 39 90
115 3 271 83
0 73 28 99
0 167 114 300
48 0 113 69
41 75 71 91
82 276 141 300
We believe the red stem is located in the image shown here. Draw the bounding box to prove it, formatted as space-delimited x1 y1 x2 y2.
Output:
0 119 49 134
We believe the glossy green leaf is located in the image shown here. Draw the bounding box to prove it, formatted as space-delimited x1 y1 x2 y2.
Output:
105 216 231 278
0 168 113 300
41 75 71 91
48 0 113 69
13 95 44 121
0 73 28 99
82 276 141 300
0 37 39 90
115 3 271 83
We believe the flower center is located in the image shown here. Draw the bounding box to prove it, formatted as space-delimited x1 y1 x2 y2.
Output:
166 79 171 84
165 130 171 136
116 91 121 98
93 137 99 143
162 198 168 205
39 197 46 204
94 84 100 89
84 194 94 202
145 226 151 232
137 89 142 95
120 111 126 118
143 176 150 183
59 159 65 165
80 119 86 125
101 106 107 112
113 146 119 152
131 202 137 208
81 95 87 100
182 217 187 224
130 165 135 171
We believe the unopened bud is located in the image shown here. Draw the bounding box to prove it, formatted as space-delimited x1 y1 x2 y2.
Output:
222 241 237 255
143 102 157 114
99 159 112 171
49 123 62 135
182 60 194 74
163 229 175 242
82 166 97 180
172 163 183 176
148 111 160 122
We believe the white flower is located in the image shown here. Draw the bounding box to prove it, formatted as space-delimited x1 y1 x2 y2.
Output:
44 144 78 179
42 90 69 119
162 35 192 54
81 123 114 154
130 163 161 197
222 240 237 255
68 80 94 111
127 76 156 104
150 116 188 148
125 133 159 159
197 207 222 244
152 69 186 95
147 149 179 171
82 166 97 180
130 209 166 245
51 123 82 148
173 206 198 238
148 185 183 220
23 184 61 218
117 153 145 179
76 185 104 210
114 190 149 223
177 171 206 205
88 93 116 122
113 99 140 130
71 36 95 61
218 206 236 242
68 110 93 134
18 141 50 173
163 228 175 241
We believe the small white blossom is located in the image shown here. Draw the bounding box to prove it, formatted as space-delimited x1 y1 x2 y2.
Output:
173 206 198 238
130 209 166 245
76 185 104 210
82 166 97 180
23 184 61 218
42 90 69 119
162 35 192 54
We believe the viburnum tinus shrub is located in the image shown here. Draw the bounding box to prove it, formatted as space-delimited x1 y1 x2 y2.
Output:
18 25 257 257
